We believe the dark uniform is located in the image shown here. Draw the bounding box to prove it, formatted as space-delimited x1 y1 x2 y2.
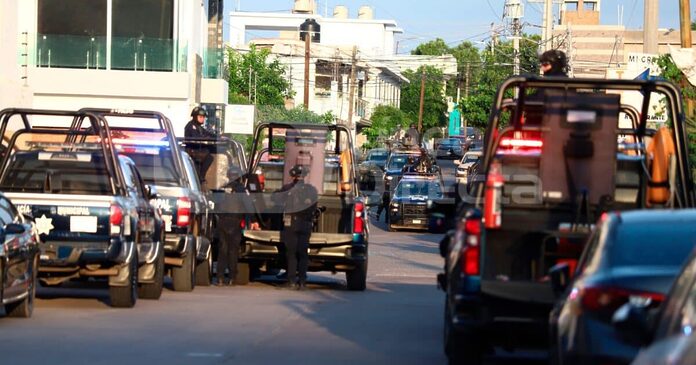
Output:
214 167 255 285
278 165 317 290
185 107 216 183
376 190 390 223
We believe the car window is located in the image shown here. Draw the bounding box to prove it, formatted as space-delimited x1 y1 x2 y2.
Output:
394 180 442 199
610 223 696 268
120 160 138 191
0 197 16 226
181 153 202 192
387 155 410 170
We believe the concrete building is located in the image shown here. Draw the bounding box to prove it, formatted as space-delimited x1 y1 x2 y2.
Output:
230 1 457 141
0 0 227 135
553 0 696 78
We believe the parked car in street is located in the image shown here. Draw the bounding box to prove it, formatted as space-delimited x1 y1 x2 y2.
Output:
0 193 39 318
550 210 696 365
614 244 696 365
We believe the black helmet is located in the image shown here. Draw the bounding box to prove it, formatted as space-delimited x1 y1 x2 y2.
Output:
191 106 207 118
539 49 568 76
226 165 243 182
289 164 309 178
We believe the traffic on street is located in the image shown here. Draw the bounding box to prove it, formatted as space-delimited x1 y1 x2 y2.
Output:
2 1 696 365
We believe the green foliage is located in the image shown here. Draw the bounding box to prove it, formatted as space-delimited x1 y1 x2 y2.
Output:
362 105 411 149
411 38 450 56
657 54 696 168
257 105 335 124
460 34 541 129
400 66 448 130
227 45 293 106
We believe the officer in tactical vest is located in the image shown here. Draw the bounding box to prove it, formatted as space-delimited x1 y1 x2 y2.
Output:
215 165 258 286
278 165 318 290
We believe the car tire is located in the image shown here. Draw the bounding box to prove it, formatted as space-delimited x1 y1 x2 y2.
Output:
110 252 138 308
234 262 251 285
444 297 482 365
172 242 195 292
195 252 212 286
138 247 164 300
346 260 367 291
6 256 37 318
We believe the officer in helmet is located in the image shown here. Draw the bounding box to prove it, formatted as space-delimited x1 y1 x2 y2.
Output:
278 164 318 290
539 49 568 77
215 165 259 285
184 106 216 185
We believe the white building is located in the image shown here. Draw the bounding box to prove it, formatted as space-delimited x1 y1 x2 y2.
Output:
0 0 227 136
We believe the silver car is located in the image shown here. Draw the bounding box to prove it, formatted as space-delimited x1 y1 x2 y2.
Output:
454 151 482 184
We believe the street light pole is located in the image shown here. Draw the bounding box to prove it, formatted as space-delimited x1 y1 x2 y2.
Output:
304 33 311 108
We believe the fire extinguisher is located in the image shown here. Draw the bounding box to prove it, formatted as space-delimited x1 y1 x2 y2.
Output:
484 159 503 229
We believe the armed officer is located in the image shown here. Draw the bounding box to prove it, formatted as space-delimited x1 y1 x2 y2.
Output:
215 166 259 286
278 165 318 290
185 106 216 185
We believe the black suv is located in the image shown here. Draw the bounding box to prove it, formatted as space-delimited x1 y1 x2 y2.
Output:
389 172 444 231
0 109 164 307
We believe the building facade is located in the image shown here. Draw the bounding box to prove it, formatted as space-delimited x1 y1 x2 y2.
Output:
0 0 227 135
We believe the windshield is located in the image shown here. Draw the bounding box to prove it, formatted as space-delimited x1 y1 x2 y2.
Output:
387 154 413 170
368 151 388 161
111 129 181 186
394 180 442 199
463 155 480 164
439 139 460 147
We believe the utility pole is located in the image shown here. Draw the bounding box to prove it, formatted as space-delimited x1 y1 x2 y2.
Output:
347 46 358 130
505 0 523 75
544 0 553 51
566 24 573 77
644 0 659 54
680 0 692 48
303 31 311 108
513 18 521 76
464 63 470 135
417 69 425 140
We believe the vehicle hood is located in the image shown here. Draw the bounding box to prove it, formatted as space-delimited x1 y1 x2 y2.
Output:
392 196 430 204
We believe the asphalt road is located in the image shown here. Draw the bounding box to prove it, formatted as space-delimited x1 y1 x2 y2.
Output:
0 159 545 365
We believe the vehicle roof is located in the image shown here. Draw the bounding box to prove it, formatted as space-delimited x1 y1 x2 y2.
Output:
401 173 440 181
609 209 696 225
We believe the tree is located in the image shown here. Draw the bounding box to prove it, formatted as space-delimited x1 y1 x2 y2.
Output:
400 66 448 131
460 34 541 129
411 38 450 56
227 45 293 106
657 54 696 167
362 105 410 149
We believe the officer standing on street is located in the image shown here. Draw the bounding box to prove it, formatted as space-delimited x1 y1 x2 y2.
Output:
185 106 216 185
279 165 318 290
215 166 259 286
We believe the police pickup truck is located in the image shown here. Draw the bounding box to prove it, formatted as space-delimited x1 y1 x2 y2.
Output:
389 172 444 231
0 109 164 307
242 123 368 290
439 77 696 364
77 109 213 291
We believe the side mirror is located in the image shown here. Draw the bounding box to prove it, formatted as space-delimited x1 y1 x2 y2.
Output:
453 160 460 166
549 262 571 295
612 303 654 347
5 223 26 235
145 185 159 200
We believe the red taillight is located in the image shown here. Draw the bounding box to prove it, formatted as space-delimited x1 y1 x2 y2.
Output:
176 197 191 226
461 217 482 276
354 201 365 234
497 131 543 155
580 286 665 314
240 220 246 229
110 204 123 235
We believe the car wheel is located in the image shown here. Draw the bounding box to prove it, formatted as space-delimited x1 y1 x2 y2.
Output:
138 246 164 300
6 256 38 318
110 252 138 308
345 259 367 291
195 251 212 286
444 296 482 365
172 242 195 292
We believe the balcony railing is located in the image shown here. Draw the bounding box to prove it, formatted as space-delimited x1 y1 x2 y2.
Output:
33 33 189 72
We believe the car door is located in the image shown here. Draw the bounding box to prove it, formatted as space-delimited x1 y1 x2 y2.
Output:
1 196 29 299
180 151 209 238
120 159 154 244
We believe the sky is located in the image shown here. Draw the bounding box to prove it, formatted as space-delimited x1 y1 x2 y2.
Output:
224 0 695 53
